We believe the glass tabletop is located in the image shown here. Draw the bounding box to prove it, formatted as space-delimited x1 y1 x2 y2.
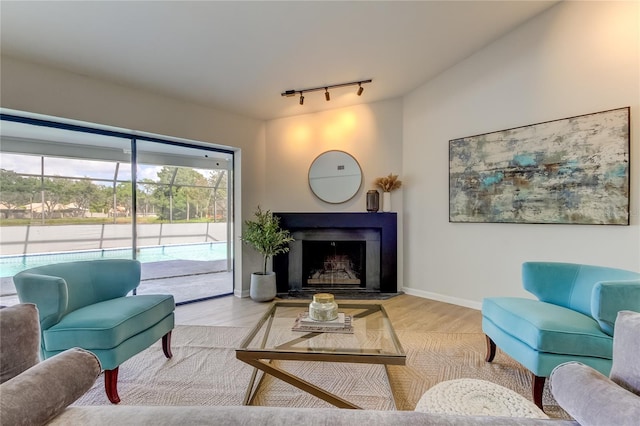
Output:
237 302 405 363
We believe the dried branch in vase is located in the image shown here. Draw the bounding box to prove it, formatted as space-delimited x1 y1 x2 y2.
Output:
375 174 402 192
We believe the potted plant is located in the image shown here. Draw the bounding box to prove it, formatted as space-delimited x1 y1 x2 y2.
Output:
241 206 294 302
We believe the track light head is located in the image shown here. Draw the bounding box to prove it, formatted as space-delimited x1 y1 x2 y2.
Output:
281 79 371 104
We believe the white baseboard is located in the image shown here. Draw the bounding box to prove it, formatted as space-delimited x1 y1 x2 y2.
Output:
402 287 482 311
234 289 250 298
233 285 481 308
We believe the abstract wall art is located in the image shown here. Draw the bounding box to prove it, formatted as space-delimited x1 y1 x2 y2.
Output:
449 107 630 225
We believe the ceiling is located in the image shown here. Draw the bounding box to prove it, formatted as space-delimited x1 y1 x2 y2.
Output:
1 1 558 121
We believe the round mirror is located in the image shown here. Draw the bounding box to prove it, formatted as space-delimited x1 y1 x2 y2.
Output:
308 150 362 203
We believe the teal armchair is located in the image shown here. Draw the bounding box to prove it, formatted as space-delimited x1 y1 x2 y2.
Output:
13 259 175 404
482 262 640 410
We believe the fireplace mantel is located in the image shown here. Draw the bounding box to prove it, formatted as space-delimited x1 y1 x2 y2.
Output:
273 212 397 295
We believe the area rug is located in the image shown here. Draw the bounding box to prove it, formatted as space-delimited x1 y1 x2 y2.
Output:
73 325 253 407
73 325 393 410
73 325 570 419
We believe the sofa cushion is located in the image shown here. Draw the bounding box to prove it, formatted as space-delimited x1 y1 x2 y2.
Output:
0 304 41 383
49 405 580 426
0 348 100 426
43 294 175 351
609 310 640 395
550 361 640 426
482 297 612 358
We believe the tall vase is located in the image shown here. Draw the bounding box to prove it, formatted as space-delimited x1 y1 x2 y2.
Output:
250 272 277 302
366 190 380 212
382 192 391 212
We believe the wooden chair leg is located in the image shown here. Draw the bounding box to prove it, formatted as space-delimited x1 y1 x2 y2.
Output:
485 335 497 362
104 367 120 404
532 374 545 410
104 331 172 404
162 331 173 359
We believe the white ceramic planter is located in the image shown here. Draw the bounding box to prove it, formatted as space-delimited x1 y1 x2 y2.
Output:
250 272 277 302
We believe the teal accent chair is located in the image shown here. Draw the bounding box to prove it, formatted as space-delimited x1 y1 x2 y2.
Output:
13 259 175 404
482 262 640 410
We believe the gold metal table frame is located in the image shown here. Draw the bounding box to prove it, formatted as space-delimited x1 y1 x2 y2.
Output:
235 301 406 409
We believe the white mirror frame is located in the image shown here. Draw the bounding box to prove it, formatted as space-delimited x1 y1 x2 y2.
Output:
308 150 362 204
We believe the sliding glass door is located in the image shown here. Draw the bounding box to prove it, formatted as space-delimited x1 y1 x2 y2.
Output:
134 140 233 302
0 113 234 305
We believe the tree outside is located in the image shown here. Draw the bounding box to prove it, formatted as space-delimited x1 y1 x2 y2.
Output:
0 162 228 225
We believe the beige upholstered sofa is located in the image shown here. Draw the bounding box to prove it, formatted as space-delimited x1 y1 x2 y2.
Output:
48 405 572 425
0 304 586 425
549 310 640 426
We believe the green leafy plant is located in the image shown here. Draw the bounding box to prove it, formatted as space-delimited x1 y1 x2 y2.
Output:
241 206 294 275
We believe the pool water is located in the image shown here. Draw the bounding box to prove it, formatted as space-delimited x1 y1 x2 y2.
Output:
0 242 228 277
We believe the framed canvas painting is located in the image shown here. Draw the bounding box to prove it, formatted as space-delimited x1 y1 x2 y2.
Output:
449 107 630 225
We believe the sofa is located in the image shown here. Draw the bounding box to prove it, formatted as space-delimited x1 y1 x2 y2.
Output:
549 310 640 426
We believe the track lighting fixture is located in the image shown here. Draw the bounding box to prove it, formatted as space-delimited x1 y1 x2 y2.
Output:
281 79 372 105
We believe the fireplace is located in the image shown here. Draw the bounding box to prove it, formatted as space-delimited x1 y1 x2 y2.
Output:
303 241 365 288
273 212 397 296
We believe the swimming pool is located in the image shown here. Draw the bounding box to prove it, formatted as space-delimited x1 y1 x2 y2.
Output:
0 242 228 277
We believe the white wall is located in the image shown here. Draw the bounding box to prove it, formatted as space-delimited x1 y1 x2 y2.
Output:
0 56 266 296
265 100 403 212
403 1 640 309
265 99 404 286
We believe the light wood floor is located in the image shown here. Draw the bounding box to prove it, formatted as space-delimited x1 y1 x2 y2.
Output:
175 294 483 333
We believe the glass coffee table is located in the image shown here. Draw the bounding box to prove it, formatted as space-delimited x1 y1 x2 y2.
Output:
236 301 406 409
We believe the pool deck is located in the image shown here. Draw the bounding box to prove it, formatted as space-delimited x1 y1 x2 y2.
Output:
0 259 233 306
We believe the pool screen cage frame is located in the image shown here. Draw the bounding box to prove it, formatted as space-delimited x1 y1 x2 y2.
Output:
1 111 236 300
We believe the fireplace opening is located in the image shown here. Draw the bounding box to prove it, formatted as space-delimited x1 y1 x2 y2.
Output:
302 241 365 289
